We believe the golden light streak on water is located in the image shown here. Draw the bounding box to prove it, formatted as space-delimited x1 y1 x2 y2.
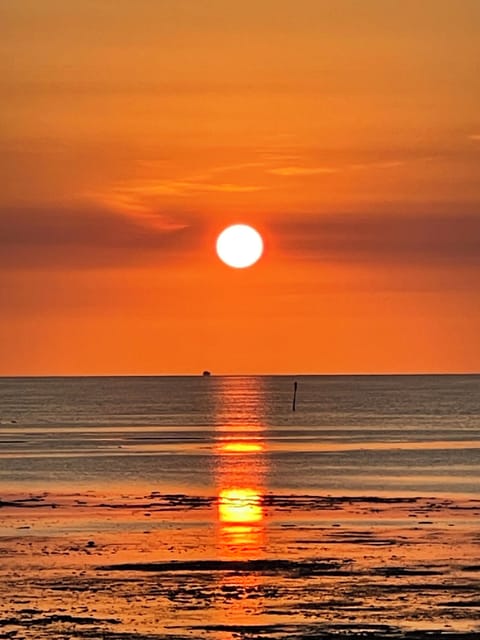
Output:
219 442 264 453
218 487 263 524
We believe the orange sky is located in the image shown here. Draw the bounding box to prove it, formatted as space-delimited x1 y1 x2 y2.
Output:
1 0 479 375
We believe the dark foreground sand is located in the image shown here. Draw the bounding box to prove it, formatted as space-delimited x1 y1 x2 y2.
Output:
1 492 480 639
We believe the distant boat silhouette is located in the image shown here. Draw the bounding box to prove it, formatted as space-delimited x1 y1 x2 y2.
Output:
202 370 211 376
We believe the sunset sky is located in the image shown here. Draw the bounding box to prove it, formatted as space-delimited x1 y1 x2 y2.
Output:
1 0 479 375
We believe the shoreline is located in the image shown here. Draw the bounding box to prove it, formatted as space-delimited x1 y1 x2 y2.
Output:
1 490 480 638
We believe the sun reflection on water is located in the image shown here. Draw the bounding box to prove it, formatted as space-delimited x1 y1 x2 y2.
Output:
219 442 264 453
218 487 264 551
212 377 269 560
202 377 272 625
219 488 263 524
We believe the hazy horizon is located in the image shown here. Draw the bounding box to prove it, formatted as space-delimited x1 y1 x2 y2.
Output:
1 371 480 379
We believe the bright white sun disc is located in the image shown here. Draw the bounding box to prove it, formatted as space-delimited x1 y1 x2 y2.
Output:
216 224 263 268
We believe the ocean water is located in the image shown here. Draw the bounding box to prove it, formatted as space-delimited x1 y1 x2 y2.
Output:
1 374 480 497
2 375 480 639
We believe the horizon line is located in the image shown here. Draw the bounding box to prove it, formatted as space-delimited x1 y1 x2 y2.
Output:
0 372 479 379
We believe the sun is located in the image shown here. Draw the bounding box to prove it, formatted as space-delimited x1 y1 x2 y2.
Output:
216 224 263 269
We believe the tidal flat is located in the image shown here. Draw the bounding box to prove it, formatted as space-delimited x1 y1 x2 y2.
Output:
2 376 480 638
1 491 480 640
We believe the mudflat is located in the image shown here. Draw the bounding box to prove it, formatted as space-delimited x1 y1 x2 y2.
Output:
1 490 479 639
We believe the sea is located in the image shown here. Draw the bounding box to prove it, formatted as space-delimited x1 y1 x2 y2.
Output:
1 374 480 497
2 375 480 639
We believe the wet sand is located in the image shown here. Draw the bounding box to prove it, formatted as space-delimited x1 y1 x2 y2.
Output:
1 491 480 639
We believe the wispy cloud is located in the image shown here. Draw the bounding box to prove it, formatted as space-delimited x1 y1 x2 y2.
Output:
94 177 266 221
189 181 264 193
349 160 405 170
124 179 264 195
209 161 266 174
268 166 338 176
0 201 199 269
267 160 405 177
275 211 480 268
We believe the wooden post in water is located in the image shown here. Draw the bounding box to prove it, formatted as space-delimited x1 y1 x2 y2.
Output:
292 381 298 412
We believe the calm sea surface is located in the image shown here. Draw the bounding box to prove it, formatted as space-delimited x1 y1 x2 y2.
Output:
1 375 479 496
2 375 480 638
